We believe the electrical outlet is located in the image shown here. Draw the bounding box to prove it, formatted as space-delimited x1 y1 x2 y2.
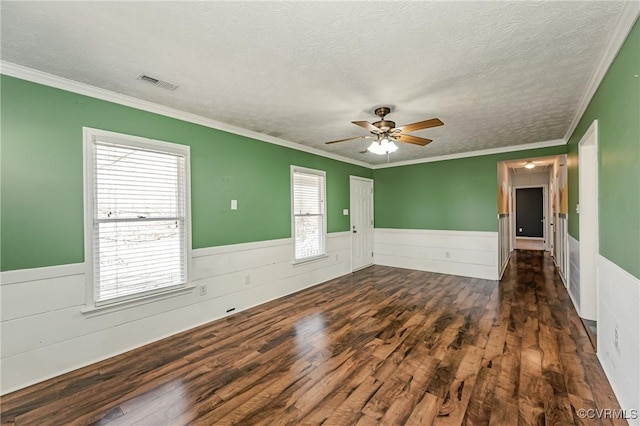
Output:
245 275 251 285
199 285 207 296
445 251 450 259
614 326 619 351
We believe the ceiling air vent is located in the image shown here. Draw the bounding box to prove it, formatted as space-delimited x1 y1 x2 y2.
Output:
136 73 179 91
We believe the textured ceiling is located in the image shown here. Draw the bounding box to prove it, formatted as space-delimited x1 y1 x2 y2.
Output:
0 1 626 165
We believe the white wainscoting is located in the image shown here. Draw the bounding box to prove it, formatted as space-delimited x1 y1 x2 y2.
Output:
0 232 351 395
373 228 499 280
498 215 511 279
568 235 581 314
555 215 569 287
597 255 640 415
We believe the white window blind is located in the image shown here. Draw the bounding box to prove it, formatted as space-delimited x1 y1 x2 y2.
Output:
90 139 188 304
292 167 326 261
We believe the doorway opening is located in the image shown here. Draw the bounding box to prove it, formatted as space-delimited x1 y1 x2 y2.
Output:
497 155 568 280
514 186 546 250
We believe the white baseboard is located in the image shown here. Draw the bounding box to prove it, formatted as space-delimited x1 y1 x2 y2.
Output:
373 228 499 280
556 260 568 288
596 255 640 415
0 232 351 395
499 253 511 280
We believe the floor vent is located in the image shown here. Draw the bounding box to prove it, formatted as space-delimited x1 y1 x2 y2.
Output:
136 73 179 91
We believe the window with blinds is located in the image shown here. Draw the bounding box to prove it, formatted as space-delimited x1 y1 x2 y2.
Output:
85 129 190 306
291 167 326 261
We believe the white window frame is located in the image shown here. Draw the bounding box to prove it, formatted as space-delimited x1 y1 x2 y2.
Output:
82 127 192 315
290 165 328 264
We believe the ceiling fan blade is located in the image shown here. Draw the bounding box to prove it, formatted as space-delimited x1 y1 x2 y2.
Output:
352 121 380 133
325 135 372 145
395 134 433 146
397 118 443 133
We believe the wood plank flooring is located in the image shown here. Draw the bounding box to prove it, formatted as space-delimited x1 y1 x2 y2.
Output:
1 250 624 425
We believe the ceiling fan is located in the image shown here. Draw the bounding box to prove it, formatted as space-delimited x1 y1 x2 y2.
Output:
325 107 444 155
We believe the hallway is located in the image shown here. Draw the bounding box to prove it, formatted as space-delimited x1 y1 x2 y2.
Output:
0 251 624 425
497 250 622 425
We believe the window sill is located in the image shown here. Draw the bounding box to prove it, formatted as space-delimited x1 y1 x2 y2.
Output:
81 285 196 318
291 254 329 267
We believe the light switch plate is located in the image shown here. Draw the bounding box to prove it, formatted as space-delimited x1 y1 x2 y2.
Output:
231 199 237 210
343 209 349 215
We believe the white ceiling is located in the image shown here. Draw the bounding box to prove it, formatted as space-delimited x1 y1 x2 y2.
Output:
0 1 627 165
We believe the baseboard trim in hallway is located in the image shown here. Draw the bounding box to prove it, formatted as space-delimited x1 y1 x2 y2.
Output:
581 318 597 349
0 251 625 425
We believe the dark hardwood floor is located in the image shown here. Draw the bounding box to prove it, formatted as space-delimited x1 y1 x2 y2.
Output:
1 250 624 425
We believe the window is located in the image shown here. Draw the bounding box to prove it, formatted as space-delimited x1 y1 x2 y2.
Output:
84 128 190 308
291 166 326 262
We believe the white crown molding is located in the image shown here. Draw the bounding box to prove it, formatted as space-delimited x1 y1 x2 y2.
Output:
371 139 566 169
5 2 633 175
0 61 372 169
0 61 566 172
563 2 640 143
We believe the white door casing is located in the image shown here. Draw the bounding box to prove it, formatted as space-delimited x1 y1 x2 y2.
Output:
554 155 569 286
512 184 548 246
350 176 374 271
578 120 599 321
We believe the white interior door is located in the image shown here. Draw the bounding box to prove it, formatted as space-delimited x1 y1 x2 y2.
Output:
350 176 374 271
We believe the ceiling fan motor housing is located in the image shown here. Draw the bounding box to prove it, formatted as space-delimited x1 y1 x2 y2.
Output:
373 120 396 132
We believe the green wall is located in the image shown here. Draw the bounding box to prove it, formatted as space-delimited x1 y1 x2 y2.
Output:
4 15 638 278
567 18 640 279
373 145 566 232
0 76 371 271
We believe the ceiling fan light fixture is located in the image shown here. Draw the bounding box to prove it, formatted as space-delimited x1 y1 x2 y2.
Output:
367 137 398 155
525 161 536 169
384 139 399 153
367 140 384 155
